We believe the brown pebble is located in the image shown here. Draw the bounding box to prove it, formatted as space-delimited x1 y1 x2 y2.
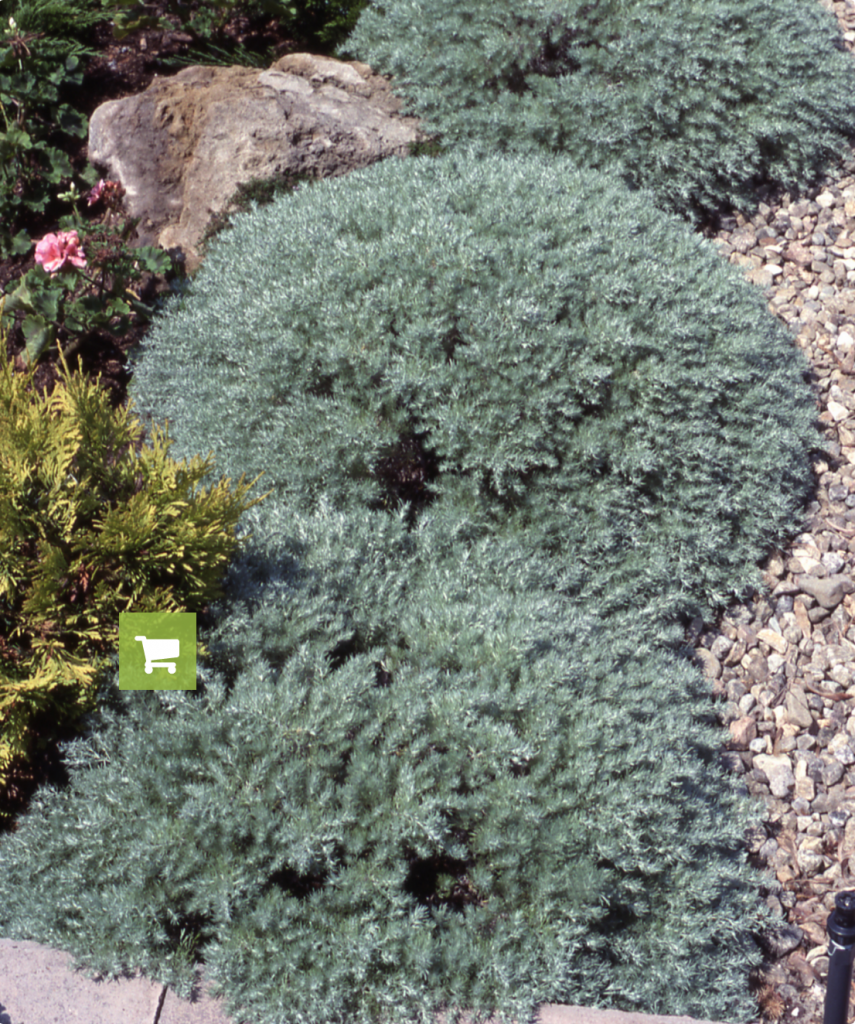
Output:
729 716 757 749
794 599 814 640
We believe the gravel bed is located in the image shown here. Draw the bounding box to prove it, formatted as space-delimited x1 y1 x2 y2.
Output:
689 4 855 1019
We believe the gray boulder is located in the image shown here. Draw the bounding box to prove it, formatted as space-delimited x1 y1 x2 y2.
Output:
796 573 854 610
88 53 428 271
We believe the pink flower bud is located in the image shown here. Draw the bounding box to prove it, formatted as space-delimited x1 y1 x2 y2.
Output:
86 179 106 206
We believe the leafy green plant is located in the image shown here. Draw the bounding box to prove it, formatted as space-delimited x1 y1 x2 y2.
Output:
342 0 855 222
3 0 105 46
105 0 272 41
106 0 369 57
2 180 177 365
156 38 278 70
0 50 90 254
0 324 269 817
0 0 107 253
295 0 370 53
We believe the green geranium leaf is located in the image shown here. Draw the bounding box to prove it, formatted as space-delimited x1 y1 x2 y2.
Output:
5 267 64 321
2 126 32 150
19 193 50 214
79 164 100 187
12 71 37 96
110 10 165 40
43 150 73 181
136 247 174 274
57 106 87 138
21 314 55 363
36 288 64 323
3 279 37 315
7 230 31 256
73 295 109 317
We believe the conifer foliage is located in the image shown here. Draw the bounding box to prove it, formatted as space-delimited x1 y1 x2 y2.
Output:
0 30 831 1024
0 509 774 1023
0 340 265 812
127 149 819 629
342 0 855 220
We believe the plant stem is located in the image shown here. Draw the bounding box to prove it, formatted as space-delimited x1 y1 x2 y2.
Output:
58 334 84 364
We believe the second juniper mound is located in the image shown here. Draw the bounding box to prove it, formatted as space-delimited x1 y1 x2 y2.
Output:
128 147 821 634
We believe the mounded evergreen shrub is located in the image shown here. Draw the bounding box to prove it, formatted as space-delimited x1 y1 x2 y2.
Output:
128 148 820 633
0 151 820 1021
0 508 775 1023
0 341 267 812
341 0 855 220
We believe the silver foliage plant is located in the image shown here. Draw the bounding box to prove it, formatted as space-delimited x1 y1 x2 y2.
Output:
342 0 855 220
0 506 776 1023
128 148 821 631
0 104 827 1024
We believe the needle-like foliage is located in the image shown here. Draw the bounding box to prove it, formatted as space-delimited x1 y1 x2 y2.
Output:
342 0 855 221
0 507 775 1023
128 148 821 632
0 89 823 1024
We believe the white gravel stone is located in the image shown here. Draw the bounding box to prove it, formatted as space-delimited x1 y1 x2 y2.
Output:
758 628 789 654
690 107 855 1016
755 754 796 796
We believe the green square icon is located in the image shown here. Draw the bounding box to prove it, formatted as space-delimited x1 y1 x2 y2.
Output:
119 612 196 690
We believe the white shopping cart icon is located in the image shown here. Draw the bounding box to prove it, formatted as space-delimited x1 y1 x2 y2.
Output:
134 636 180 675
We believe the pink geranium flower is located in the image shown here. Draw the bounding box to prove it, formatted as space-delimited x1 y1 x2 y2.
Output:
34 231 87 275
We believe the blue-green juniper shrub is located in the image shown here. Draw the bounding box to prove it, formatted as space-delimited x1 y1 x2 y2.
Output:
0 507 775 1023
127 148 821 634
341 0 855 222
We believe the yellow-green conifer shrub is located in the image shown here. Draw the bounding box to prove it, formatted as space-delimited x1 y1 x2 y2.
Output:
0 331 268 812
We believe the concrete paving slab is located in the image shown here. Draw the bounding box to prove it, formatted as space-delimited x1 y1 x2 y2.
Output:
0 937 739 1024
0 938 163 1023
538 1007 724 1024
0 940 235 1024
